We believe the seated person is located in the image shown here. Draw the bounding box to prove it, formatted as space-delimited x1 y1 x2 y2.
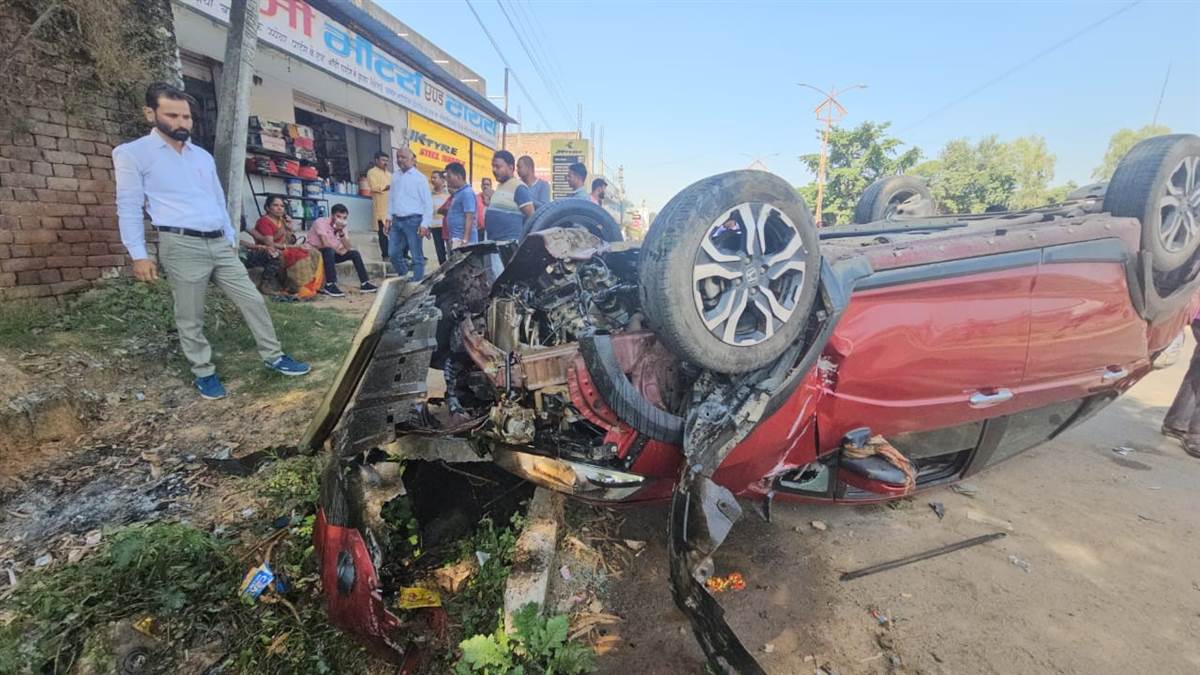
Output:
307 203 377 297
252 196 311 268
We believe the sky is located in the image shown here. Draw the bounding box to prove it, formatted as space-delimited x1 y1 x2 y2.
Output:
377 0 1199 212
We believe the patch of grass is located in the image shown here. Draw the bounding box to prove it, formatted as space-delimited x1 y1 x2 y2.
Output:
259 454 322 511
0 522 235 673
5 279 360 395
455 603 595 675
448 513 526 638
0 519 371 674
0 299 58 349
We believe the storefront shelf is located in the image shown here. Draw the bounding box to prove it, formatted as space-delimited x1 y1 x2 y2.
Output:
252 191 330 203
247 170 324 182
246 145 304 162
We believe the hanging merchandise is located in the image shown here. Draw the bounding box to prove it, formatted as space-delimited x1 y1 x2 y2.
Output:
288 200 305 220
285 178 303 197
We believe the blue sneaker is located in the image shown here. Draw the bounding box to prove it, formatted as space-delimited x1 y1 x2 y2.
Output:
264 354 310 376
195 374 227 400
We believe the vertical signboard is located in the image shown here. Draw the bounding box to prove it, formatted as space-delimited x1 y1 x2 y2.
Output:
550 139 590 199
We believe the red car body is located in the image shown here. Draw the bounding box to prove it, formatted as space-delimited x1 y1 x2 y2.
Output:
307 191 1200 667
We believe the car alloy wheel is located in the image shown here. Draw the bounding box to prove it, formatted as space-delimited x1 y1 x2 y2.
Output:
1158 155 1200 254
691 202 810 347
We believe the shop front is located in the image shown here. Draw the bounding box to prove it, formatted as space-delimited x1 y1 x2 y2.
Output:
169 0 512 270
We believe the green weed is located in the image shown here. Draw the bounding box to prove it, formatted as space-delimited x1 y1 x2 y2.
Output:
454 603 595 675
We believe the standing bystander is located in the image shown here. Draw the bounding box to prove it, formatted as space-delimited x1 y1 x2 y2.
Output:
484 151 534 241
366 151 392 267
517 155 551 208
443 162 477 249
387 147 433 280
590 177 608 205
429 170 451 264
1162 305 1200 458
565 162 589 199
113 83 309 401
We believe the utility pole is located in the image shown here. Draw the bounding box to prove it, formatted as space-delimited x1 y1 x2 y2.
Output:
599 125 605 177
797 83 866 224
213 0 260 230
576 103 582 137
617 165 625 226
502 67 509 149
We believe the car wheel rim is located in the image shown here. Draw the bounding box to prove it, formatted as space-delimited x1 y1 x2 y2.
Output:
692 202 809 347
1158 155 1200 253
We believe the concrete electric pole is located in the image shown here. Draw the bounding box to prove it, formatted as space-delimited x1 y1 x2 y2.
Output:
213 0 260 230
797 83 866 224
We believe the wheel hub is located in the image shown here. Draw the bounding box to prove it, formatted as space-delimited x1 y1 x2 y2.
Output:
691 202 809 347
1158 155 1200 253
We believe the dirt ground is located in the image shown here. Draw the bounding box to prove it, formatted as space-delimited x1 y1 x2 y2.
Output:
597 343 1200 674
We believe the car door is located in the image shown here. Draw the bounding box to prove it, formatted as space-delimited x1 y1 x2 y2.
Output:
1020 239 1148 408
817 250 1038 450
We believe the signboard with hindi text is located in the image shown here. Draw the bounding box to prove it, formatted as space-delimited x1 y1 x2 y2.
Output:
176 0 500 147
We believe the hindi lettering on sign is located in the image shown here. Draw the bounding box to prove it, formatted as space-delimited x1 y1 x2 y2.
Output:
176 0 500 147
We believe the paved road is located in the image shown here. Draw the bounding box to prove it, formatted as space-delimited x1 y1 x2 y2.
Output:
598 342 1200 674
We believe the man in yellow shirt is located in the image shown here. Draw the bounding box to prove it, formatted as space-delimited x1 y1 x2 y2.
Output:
366 151 392 265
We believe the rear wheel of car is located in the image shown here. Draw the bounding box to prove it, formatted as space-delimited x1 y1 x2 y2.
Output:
521 199 623 243
1104 134 1200 292
639 171 821 374
852 175 936 224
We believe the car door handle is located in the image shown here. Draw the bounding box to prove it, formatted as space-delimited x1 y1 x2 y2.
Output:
969 389 1013 408
1102 367 1128 382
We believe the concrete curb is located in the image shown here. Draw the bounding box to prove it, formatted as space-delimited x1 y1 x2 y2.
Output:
502 486 564 631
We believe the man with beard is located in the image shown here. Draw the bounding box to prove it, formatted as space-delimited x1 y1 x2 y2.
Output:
482 150 534 241
113 83 309 401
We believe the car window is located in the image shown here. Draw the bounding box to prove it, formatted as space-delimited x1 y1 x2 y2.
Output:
986 400 1085 466
889 420 984 460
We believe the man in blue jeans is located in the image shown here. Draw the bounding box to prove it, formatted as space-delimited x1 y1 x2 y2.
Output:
1162 305 1200 458
386 147 432 280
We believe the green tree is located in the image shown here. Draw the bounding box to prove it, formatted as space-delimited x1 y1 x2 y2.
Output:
1092 125 1171 181
797 121 921 224
912 135 1058 213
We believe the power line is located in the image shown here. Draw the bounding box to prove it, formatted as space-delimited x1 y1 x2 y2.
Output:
515 0 572 96
903 0 1142 131
1152 61 1171 126
511 0 571 101
462 0 552 130
495 0 574 127
505 0 574 124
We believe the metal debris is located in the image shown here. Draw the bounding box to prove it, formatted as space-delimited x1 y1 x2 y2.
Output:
840 532 1008 581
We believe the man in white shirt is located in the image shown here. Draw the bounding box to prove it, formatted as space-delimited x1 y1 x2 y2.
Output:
113 83 309 401
386 147 433 280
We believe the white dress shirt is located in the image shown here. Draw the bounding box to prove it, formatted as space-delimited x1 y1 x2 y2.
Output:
113 130 235 260
388 166 433 227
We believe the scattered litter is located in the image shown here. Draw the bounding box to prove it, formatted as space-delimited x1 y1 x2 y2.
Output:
84 529 102 547
900 593 913 599
241 507 256 520
679 626 688 636
929 502 945 520
396 587 442 609
435 559 476 593
1137 514 1164 524
132 615 157 637
559 564 573 582
209 447 233 461
5 568 16 589
135 392 146 402
965 509 1014 531
475 550 492 567
803 654 814 663
1008 555 1031 573
265 631 290 656
271 514 292 530
811 520 828 531
841 532 1007 581
623 539 646 552
869 607 893 627
763 643 775 654
592 634 621 655
1112 446 1133 457
239 561 275 601
33 553 52 568
950 483 979 497
705 571 746 593
568 612 622 641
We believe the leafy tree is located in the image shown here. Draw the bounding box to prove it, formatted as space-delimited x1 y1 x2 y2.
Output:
797 121 922 224
912 135 1058 213
1092 125 1171 181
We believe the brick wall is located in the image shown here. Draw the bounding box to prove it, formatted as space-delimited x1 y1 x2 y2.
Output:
0 0 177 302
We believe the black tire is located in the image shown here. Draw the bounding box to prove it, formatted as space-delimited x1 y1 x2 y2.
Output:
521 199 623 243
639 171 821 374
1104 134 1200 287
852 175 936 224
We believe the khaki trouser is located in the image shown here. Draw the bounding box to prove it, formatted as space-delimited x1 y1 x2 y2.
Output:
157 232 283 378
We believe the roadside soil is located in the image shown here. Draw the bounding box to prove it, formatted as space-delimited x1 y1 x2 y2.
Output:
0 292 374 575
596 342 1200 674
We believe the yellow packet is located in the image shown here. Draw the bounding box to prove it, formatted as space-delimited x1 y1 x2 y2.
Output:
396 586 441 609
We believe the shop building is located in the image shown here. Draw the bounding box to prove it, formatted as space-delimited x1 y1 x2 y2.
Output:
172 0 514 269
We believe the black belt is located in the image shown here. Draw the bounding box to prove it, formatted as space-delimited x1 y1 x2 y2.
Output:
394 214 422 220
154 226 224 239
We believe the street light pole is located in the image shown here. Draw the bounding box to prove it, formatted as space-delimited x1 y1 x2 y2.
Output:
797 83 866 224
502 67 509 149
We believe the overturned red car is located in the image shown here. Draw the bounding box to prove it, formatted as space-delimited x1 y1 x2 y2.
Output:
305 134 1200 671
